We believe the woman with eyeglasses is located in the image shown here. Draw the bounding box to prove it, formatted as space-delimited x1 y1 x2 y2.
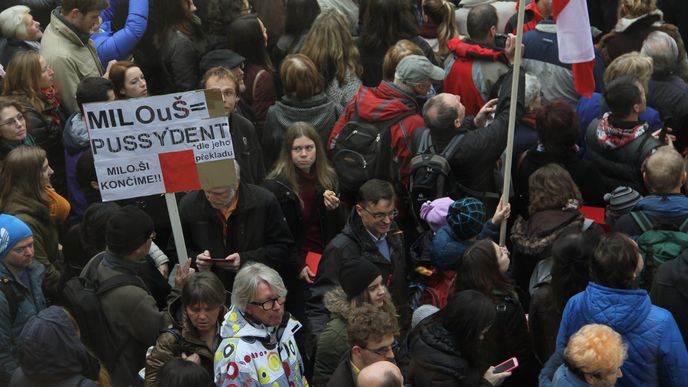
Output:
145 271 227 387
0 146 64 301
2 51 65 191
261 121 344 350
452 239 539 387
405 289 511 386
0 100 35 162
311 258 396 387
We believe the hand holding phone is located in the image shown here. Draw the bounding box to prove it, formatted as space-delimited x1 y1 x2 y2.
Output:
494 357 519 374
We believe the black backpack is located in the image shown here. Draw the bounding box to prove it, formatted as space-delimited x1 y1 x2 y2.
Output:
330 103 414 195
408 129 465 222
61 252 147 370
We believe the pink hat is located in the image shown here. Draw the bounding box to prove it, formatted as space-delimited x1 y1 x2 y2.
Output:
419 197 454 232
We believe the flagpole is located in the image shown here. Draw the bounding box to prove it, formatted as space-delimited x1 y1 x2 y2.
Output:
499 0 527 246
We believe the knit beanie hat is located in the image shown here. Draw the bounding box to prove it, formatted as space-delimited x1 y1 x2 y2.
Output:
105 205 155 256
420 197 454 232
446 198 486 240
0 214 33 260
604 186 641 213
338 258 382 300
412 304 439 329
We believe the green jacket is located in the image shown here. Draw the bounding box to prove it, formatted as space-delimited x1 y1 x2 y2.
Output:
312 287 350 387
2 193 62 301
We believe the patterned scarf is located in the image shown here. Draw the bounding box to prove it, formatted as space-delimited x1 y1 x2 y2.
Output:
595 112 648 150
41 84 62 127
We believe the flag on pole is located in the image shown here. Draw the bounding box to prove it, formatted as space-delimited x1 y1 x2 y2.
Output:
553 0 596 97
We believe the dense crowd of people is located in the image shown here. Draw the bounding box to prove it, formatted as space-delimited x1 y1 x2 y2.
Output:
1 0 688 386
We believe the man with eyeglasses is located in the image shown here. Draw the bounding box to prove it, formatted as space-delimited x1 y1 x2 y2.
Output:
215 262 307 386
327 303 399 387
0 214 45 384
308 179 409 336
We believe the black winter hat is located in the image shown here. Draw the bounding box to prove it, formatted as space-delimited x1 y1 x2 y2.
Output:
106 205 155 256
338 258 382 300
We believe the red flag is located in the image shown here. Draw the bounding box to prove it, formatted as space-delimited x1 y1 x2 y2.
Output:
553 0 596 97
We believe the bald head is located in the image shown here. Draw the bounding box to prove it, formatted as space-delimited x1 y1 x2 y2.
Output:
644 145 686 194
357 361 403 387
422 93 465 132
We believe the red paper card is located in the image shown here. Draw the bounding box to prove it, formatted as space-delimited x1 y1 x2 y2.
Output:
305 251 322 275
159 150 201 192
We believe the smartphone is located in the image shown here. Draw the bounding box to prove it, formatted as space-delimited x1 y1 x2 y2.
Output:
660 118 671 143
493 357 519 374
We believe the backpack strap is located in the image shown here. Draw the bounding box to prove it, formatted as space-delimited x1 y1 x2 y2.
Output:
0 277 18 323
97 274 147 295
418 129 433 154
440 133 466 159
582 218 595 232
679 217 688 233
630 211 654 233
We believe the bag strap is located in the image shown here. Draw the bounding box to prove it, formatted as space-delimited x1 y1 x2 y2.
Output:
0 278 18 323
97 274 147 295
582 218 595 232
252 69 268 103
630 211 654 233
418 129 433 154
679 217 688 233
440 133 466 159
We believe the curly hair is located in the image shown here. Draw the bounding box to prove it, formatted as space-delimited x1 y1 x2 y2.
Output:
617 0 657 19
347 303 399 348
528 164 582 215
565 324 628 376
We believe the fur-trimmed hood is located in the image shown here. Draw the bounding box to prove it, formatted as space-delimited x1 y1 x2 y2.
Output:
324 287 350 319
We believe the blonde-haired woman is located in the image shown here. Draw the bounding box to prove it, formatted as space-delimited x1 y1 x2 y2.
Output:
552 324 627 386
419 0 459 64
300 9 363 107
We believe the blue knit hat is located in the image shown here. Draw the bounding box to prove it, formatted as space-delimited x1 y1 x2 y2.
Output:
0 214 33 260
446 198 486 240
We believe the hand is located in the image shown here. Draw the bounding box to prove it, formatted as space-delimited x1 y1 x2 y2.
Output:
474 98 498 128
483 366 511 387
504 33 520 64
196 250 213 272
299 266 315 284
181 352 201 365
651 127 675 147
213 253 241 272
491 200 511 225
174 258 195 288
103 59 117 79
157 263 170 278
323 190 340 210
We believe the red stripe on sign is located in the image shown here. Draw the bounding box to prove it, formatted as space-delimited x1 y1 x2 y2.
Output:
159 150 201 192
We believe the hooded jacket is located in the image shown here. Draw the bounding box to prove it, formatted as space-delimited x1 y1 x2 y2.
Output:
651 250 688 346
307 209 407 335
1 192 62 301
328 81 425 187
0 260 45 385
430 221 499 270
312 287 351 387
10 306 100 387
144 296 227 387
599 10 688 82
263 94 342 169
612 194 688 236
404 315 489 387
585 113 662 194
550 364 590 387
40 8 104 115
214 306 305 387
551 282 688 387
443 38 510 117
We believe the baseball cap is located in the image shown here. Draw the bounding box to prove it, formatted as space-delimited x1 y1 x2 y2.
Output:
394 55 445 85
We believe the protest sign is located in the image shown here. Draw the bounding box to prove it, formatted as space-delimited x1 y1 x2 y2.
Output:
83 89 235 201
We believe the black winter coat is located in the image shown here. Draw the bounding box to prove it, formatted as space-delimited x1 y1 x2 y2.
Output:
177 183 296 290
647 75 688 151
404 315 488 387
158 17 207 93
261 177 345 259
0 39 36 68
229 112 266 185
307 209 407 335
